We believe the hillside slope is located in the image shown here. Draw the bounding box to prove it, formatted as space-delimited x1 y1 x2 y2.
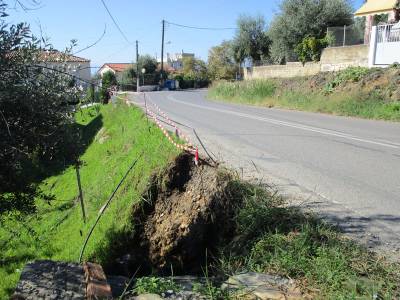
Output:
0 101 179 298
209 66 400 121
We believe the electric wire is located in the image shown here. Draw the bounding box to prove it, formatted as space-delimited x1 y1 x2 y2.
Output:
99 0 131 44
74 24 107 55
166 20 236 31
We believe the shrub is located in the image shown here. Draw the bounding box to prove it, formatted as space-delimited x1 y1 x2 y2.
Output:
295 35 331 65
324 67 370 93
0 2 83 215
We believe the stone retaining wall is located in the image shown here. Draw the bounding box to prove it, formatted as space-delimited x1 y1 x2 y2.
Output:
244 45 370 80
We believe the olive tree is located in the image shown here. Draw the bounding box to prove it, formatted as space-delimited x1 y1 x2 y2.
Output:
268 0 353 63
232 15 271 64
0 1 82 215
208 41 238 81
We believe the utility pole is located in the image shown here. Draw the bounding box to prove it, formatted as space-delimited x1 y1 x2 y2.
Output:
136 40 140 92
161 19 165 84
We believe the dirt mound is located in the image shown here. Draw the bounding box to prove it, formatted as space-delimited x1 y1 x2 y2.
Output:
109 153 240 275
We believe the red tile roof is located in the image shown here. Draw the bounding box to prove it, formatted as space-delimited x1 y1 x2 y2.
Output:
6 49 90 63
39 50 90 62
102 63 133 73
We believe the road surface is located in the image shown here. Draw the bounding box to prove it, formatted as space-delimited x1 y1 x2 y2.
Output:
128 89 400 257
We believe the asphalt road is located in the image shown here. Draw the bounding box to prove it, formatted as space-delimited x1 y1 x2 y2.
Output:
128 89 400 257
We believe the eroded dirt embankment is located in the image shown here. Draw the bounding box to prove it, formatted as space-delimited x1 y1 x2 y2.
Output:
104 153 241 276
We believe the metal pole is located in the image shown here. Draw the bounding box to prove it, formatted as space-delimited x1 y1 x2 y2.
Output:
343 25 346 47
161 20 165 83
75 163 86 223
136 40 140 92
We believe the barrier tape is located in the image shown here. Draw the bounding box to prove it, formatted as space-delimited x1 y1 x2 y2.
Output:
148 101 193 148
147 107 196 154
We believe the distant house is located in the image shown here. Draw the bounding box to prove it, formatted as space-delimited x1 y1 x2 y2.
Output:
38 50 91 88
355 0 400 43
167 51 195 70
97 63 133 82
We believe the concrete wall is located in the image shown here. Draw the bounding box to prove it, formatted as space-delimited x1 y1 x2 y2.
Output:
244 45 370 80
320 44 369 71
245 62 320 80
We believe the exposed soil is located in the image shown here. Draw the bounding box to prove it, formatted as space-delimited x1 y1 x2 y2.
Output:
105 153 241 276
296 67 400 100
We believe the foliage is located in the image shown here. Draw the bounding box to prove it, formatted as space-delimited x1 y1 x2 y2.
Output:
120 66 136 87
324 67 370 93
0 1 83 215
208 70 400 121
232 15 271 63
209 80 276 104
295 35 331 65
100 70 117 101
373 13 389 26
216 182 400 299
268 0 353 63
134 277 182 295
0 102 179 298
138 54 158 74
208 41 238 81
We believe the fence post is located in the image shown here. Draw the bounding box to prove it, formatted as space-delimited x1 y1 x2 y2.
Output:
75 162 86 223
343 25 346 47
368 26 378 67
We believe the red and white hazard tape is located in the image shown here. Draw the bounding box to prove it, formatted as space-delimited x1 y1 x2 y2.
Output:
147 108 198 159
148 101 193 148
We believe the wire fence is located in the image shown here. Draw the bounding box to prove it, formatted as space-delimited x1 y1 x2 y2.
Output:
327 24 367 47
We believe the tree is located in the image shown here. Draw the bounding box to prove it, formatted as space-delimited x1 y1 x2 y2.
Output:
120 66 136 87
137 55 157 74
100 71 117 101
268 0 353 64
182 56 208 81
208 41 238 80
232 15 271 64
0 1 82 215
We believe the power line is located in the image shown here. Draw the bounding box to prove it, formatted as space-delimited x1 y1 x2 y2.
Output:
166 20 237 31
74 24 107 55
99 0 131 44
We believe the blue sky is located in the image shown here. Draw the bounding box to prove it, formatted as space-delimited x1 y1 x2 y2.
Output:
6 0 364 69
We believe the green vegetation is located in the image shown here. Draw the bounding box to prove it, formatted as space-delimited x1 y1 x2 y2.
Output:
134 277 182 295
209 80 276 105
0 101 179 298
209 67 400 121
217 182 400 299
295 35 332 65
324 67 371 93
100 71 118 102
268 0 353 63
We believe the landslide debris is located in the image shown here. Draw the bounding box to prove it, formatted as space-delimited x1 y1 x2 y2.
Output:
107 152 242 276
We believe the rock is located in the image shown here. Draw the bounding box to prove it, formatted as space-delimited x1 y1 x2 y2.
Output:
222 272 290 290
222 272 305 300
134 294 163 300
253 288 286 300
13 260 85 300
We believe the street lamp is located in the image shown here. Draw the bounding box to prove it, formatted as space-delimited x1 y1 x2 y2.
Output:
141 68 146 85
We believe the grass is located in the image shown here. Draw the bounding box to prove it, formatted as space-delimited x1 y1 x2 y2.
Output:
0 100 179 298
133 277 182 295
216 182 400 299
209 79 276 105
209 67 400 121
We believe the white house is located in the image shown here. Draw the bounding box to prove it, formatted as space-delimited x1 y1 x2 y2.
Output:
97 63 133 82
167 51 195 70
38 50 91 88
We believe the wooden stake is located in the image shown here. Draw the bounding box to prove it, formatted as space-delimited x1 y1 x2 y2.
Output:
75 162 86 223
